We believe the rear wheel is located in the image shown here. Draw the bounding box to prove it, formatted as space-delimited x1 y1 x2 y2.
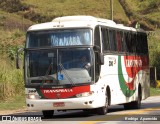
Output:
133 86 142 109
42 110 54 118
124 86 142 110
97 91 109 115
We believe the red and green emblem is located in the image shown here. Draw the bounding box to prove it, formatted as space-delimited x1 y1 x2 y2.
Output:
118 55 148 97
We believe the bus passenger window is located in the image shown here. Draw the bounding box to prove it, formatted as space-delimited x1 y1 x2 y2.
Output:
109 30 117 52
122 32 127 52
125 32 132 53
143 34 148 54
101 28 110 52
116 31 122 52
131 33 137 53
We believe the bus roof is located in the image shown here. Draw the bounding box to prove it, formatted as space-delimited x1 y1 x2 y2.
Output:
27 15 145 33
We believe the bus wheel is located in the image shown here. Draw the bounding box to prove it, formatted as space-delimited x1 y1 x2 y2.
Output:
42 110 54 118
133 86 142 109
97 91 108 115
124 86 142 110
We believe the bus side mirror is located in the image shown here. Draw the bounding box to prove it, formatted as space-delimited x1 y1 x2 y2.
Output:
100 53 104 65
16 48 24 69
93 46 104 65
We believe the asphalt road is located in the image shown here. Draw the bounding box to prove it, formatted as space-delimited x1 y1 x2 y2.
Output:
1 96 160 124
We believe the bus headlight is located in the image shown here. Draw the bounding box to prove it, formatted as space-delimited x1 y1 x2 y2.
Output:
76 91 94 98
26 94 40 99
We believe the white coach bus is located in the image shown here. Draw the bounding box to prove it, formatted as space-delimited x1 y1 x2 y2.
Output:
17 16 150 117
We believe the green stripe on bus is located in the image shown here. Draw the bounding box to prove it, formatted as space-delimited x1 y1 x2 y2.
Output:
36 88 45 99
118 56 135 97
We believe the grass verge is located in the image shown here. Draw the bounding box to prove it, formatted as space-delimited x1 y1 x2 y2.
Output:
150 87 160 96
0 95 25 110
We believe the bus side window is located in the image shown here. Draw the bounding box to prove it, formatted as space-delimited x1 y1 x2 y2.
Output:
125 32 132 53
140 34 144 53
135 33 139 54
101 28 110 53
143 34 148 54
138 33 148 54
109 30 117 52
94 26 101 50
131 33 136 54
137 33 141 53
116 31 122 52
137 33 145 54
122 32 127 52
106 29 110 51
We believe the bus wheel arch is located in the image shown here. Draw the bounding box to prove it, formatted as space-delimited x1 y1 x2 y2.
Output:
96 86 110 115
106 86 111 106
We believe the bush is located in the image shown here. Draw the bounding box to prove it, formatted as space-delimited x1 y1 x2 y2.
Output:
0 59 24 101
0 0 29 12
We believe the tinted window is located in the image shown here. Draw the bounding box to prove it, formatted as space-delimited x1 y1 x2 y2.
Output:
109 30 117 51
101 28 110 52
116 31 123 52
137 33 148 54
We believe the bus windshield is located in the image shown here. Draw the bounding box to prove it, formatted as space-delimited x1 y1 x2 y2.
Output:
25 48 93 85
26 28 91 48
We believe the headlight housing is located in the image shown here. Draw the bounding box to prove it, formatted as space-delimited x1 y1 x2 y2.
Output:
76 91 94 98
26 94 40 99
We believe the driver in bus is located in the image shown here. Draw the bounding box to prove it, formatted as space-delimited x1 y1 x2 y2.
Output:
78 56 91 69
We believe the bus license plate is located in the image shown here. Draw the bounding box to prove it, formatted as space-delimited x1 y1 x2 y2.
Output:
53 102 65 107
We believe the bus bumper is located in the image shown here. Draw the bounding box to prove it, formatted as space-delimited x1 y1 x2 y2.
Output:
26 96 104 111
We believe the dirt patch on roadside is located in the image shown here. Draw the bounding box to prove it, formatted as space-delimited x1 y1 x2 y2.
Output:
0 109 27 115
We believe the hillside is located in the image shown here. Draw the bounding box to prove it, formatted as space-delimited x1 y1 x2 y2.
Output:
119 0 160 30
0 0 159 100
21 0 129 24
0 0 159 31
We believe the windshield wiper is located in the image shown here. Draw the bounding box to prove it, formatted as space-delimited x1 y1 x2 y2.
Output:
39 62 54 83
59 63 75 86
45 62 53 75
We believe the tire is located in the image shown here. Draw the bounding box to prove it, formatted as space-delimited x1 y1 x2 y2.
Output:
124 86 142 110
124 102 133 110
97 91 109 115
42 110 54 118
133 86 142 109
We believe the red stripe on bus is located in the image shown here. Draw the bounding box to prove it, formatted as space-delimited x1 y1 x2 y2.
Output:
40 85 90 99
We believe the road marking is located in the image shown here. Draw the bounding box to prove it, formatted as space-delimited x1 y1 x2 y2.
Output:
79 107 160 124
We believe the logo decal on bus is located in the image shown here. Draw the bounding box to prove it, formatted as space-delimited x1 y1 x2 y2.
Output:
118 56 136 97
43 89 73 93
125 60 142 67
109 57 116 66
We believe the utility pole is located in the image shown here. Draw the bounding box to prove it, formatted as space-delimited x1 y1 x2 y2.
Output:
110 0 113 20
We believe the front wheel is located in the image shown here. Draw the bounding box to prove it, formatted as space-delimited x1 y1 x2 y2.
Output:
97 91 109 115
